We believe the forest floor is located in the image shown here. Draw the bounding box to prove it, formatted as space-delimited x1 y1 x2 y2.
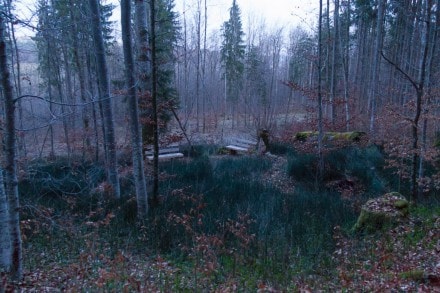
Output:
5 131 440 291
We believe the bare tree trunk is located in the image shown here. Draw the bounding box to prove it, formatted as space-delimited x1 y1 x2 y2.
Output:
69 0 91 152
195 0 201 131
121 0 149 218
88 0 120 198
369 0 386 132
317 0 324 183
342 0 350 131
135 0 153 147
0 14 22 280
410 0 432 202
202 0 207 132
330 0 340 126
4 0 26 158
0 168 11 273
418 0 439 194
150 0 160 204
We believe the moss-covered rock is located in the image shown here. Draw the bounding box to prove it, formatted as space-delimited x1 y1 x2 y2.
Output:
353 192 409 233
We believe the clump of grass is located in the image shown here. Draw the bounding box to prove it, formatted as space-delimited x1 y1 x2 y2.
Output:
287 145 386 194
19 157 105 198
268 141 295 155
147 153 356 283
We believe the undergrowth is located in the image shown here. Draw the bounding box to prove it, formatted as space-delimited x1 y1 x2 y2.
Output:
14 143 439 291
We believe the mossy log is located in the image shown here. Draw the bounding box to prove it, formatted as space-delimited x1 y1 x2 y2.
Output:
353 192 409 233
295 131 366 142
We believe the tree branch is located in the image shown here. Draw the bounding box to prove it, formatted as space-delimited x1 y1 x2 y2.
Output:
14 94 113 106
381 51 420 91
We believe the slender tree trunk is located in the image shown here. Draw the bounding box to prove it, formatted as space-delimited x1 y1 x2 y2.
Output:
150 0 160 204
55 63 72 159
135 0 153 147
5 0 26 158
121 0 149 218
410 0 432 202
195 0 201 131
418 0 439 194
342 0 350 131
326 0 332 123
202 0 207 132
86 54 100 162
330 0 340 126
88 0 120 198
369 0 386 132
69 0 90 151
317 0 324 183
0 14 22 280
0 168 12 273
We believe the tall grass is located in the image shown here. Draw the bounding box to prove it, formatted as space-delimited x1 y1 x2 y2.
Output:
287 145 387 194
148 153 356 276
18 145 392 289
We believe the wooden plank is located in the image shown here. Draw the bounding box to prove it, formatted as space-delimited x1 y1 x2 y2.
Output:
235 138 257 145
225 145 249 152
145 147 180 156
147 152 184 161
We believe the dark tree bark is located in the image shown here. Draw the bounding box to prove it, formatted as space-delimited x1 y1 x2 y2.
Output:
150 0 160 204
317 0 324 183
88 0 120 198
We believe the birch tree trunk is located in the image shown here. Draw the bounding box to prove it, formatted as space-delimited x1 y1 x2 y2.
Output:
0 13 22 281
88 0 120 198
121 0 149 218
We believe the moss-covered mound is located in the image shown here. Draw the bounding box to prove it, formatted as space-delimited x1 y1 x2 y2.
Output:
295 131 367 142
353 192 409 233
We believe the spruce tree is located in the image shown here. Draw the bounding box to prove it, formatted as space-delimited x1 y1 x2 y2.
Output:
140 0 179 145
221 0 245 126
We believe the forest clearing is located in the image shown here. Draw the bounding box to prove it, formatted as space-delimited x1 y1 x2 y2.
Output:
1 0 440 291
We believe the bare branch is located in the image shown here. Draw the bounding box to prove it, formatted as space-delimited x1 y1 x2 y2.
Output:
14 94 113 106
381 51 420 91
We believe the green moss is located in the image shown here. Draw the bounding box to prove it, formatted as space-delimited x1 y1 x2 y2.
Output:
295 131 317 141
394 199 409 209
353 192 409 233
294 131 366 142
353 208 392 233
399 270 425 281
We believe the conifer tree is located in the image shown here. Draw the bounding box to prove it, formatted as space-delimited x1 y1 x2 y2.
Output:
221 0 245 127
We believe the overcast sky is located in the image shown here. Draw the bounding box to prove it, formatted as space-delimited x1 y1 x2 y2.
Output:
110 0 319 39
176 0 318 31
14 0 319 40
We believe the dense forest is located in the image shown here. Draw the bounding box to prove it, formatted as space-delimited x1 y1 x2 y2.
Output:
0 0 439 291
